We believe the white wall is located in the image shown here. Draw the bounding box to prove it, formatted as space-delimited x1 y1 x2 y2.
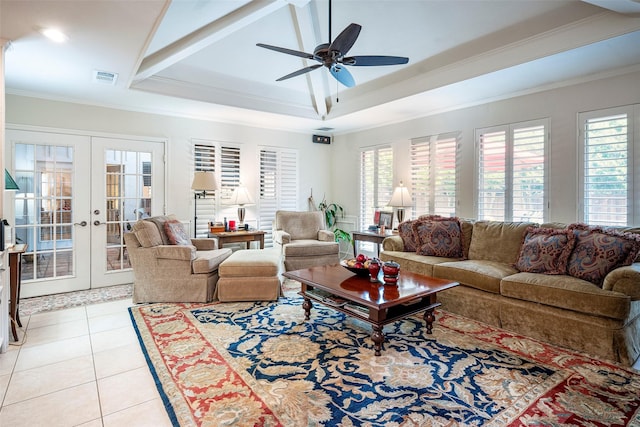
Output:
331 69 640 225
5 95 334 224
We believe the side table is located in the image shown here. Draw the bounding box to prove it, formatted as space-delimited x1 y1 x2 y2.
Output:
208 230 266 250
8 243 27 341
351 230 392 257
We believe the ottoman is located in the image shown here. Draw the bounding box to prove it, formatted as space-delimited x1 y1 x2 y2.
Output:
215 249 282 302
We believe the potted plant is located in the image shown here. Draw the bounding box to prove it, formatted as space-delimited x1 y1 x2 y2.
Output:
318 198 352 244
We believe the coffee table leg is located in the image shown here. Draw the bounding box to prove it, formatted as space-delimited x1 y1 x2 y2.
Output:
302 297 312 320
371 325 384 356
424 308 435 334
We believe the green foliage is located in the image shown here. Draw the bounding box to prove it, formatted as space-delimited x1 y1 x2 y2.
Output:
318 199 352 243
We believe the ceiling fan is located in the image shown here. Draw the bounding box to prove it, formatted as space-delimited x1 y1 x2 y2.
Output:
256 1 409 88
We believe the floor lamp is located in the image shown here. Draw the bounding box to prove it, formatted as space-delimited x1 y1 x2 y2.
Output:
191 172 217 237
388 181 412 227
228 183 255 229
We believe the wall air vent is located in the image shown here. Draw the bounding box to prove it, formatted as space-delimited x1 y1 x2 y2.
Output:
92 70 118 85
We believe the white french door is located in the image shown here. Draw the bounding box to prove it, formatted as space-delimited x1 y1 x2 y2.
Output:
7 129 165 297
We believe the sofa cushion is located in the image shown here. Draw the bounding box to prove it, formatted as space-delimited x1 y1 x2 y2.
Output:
468 221 535 264
380 250 458 277
412 217 464 258
433 260 518 294
514 227 575 274
501 272 630 320
164 220 191 245
567 224 640 286
132 220 163 248
192 248 232 274
397 220 420 252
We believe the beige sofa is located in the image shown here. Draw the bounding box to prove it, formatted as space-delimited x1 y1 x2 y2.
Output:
380 219 640 367
124 215 232 303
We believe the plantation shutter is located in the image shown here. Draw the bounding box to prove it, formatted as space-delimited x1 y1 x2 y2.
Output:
220 146 241 201
512 124 546 223
411 132 459 218
193 143 216 236
359 146 393 229
477 120 547 222
580 111 630 226
477 129 507 221
258 147 298 246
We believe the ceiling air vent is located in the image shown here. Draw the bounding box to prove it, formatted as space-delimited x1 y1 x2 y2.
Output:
92 70 118 85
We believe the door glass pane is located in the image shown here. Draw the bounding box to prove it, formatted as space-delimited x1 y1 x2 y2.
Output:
15 143 74 281
105 149 152 271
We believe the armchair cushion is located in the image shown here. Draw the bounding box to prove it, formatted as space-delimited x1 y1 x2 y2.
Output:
192 248 233 274
318 230 335 242
274 230 291 245
283 240 339 257
164 220 191 245
132 221 163 248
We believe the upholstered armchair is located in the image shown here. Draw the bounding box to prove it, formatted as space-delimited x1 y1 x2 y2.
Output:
273 210 340 271
124 215 232 303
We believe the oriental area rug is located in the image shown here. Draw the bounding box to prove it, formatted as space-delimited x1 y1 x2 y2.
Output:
129 296 640 426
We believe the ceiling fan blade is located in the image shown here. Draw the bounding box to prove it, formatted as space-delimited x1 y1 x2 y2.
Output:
330 64 355 88
343 55 409 66
256 43 316 60
329 23 361 56
276 64 322 81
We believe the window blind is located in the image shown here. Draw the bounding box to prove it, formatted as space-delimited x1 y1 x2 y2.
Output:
582 112 629 226
411 133 459 218
477 120 547 222
193 143 216 236
359 146 393 229
258 147 298 247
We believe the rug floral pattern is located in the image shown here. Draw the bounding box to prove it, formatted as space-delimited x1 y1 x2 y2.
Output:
130 297 640 426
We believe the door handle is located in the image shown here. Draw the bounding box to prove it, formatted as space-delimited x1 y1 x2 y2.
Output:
74 221 88 227
93 220 104 226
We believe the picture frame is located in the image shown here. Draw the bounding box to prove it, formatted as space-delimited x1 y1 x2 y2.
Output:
378 211 393 229
373 210 381 225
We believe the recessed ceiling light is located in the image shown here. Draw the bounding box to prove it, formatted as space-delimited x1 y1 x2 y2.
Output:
41 28 68 43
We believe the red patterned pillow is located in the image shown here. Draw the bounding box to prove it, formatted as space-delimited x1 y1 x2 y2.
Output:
397 220 419 252
566 223 640 286
514 227 575 274
412 217 463 258
164 220 191 246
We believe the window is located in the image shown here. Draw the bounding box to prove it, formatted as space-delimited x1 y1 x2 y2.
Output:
192 140 241 236
359 146 393 229
258 147 298 246
578 106 635 226
476 120 547 222
411 132 460 218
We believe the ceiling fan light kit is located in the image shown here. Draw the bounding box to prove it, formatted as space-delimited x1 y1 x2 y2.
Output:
257 1 408 88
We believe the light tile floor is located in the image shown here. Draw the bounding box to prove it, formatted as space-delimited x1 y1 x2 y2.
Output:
0 298 173 427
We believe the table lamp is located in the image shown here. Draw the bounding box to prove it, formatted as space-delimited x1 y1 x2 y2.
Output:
228 183 255 228
388 181 412 226
191 171 217 237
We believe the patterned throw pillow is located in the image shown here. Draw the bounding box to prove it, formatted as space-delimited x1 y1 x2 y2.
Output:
397 220 419 252
566 223 640 286
164 220 191 246
412 217 463 258
514 227 576 274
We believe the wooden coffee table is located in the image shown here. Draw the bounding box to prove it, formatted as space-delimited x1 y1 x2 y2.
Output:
283 264 459 356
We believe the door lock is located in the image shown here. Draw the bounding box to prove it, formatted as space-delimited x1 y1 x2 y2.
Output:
94 209 100 215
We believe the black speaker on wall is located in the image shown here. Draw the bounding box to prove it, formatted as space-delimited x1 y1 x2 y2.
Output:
312 135 331 144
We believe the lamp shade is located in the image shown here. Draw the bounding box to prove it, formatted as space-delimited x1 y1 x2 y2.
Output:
191 171 217 191
228 184 255 206
388 181 412 207
5 169 19 191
